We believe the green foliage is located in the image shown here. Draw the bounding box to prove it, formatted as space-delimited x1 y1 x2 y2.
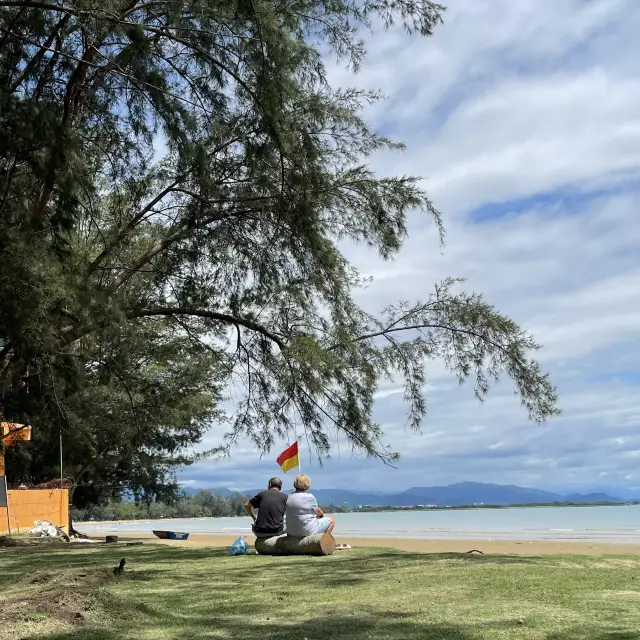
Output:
4 315 225 503
71 489 250 521
0 0 559 493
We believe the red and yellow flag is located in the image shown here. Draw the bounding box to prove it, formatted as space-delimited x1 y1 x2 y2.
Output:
276 441 299 473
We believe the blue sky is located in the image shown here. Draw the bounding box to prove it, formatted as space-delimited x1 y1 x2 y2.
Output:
180 0 640 493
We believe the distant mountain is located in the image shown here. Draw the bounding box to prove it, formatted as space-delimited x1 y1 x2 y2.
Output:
549 485 640 502
179 481 628 508
564 492 625 504
396 482 561 506
299 482 626 507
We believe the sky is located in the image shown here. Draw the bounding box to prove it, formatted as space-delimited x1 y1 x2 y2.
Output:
180 0 640 494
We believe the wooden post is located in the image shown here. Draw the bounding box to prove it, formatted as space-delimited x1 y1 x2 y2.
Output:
3 480 11 536
0 444 8 535
254 533 336 556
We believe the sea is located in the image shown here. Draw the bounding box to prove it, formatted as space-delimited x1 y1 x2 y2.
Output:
78 504 640 542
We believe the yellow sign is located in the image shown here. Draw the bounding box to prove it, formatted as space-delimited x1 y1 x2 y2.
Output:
0 423 31 478
0 423 31 446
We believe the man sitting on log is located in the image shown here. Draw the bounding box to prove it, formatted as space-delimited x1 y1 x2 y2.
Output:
245 477 288 539
285 474 335 537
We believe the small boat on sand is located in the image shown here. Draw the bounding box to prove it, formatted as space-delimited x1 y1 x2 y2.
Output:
152 530 190 540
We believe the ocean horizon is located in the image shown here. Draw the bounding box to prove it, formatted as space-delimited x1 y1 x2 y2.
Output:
77 504 640 542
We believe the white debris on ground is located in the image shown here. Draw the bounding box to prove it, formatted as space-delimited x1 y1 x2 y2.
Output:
27 520 96 542
29 520 61 537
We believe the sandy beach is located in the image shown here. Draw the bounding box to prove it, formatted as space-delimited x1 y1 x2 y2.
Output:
107 532 640 555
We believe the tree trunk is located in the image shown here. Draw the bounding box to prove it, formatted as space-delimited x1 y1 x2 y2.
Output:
254 533 336 556
67 485 88 539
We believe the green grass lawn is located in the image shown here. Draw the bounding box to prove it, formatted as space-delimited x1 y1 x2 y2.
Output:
2 542 640 640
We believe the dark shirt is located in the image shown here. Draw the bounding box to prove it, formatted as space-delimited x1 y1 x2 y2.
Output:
249 489 287 537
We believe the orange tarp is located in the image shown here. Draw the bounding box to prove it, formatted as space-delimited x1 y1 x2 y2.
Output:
0 489 69 535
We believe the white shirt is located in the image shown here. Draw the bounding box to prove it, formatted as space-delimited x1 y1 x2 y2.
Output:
285 491 320 536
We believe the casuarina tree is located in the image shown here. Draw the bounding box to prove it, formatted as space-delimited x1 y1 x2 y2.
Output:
0 0 559 492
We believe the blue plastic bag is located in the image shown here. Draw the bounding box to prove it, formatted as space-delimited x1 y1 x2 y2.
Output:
228 536 248 556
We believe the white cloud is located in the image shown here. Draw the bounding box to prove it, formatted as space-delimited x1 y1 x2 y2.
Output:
187 0 640 492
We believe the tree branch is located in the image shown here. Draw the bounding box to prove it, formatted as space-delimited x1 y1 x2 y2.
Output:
108 208 256 290
123 22 258 103
87 177 185 274
128 308 286 350
7 15 69 95
329 322 521 363
0 1 132 20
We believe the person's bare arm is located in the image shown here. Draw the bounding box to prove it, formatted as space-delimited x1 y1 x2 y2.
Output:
245 501 257 522
309 494 323 518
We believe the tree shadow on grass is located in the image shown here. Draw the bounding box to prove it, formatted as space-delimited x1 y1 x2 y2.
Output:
22 615 530 640
545 627 640 640
0 545 540 578
545 625 640 640
218 551 540 589
24 619 640 640
0 544 228 581
1 545 548 616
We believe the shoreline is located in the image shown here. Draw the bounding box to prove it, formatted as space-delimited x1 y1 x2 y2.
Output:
75 514 640 546
99 532 640 555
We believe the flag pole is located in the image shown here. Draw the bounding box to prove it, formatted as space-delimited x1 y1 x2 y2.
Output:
297 437 301 475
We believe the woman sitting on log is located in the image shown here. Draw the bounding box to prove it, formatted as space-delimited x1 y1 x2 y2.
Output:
285 474 335 537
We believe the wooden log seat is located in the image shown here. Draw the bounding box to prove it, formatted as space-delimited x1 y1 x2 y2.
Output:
254 532 336 556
